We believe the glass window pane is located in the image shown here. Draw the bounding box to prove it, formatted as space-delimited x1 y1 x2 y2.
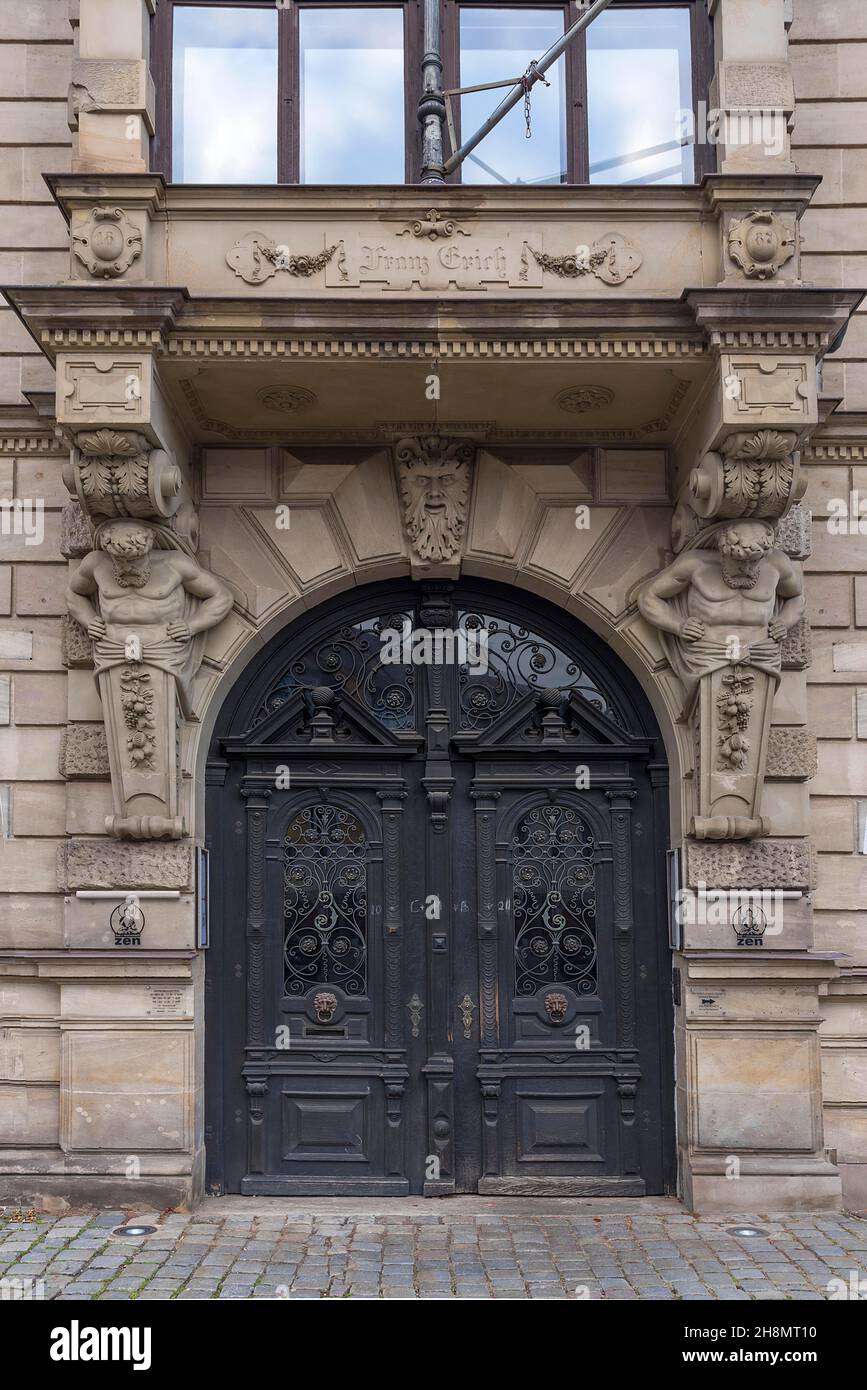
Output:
459 8 565 185
172 6 278 183
587 7 694 185
300 8 405 183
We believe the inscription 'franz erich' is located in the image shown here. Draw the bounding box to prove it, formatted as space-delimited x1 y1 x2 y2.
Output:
359 243 508 277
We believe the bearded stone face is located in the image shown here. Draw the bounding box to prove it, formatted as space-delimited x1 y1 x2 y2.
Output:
397 450 472 562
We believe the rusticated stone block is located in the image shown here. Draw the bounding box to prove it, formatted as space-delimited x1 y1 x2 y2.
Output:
775 504 812 561
58 839 195 892
61 614 93 669
717 62 795 113
60 500 91 558
59 724 109 779
685 837 813 890
782 615 811 670
766 728 818 780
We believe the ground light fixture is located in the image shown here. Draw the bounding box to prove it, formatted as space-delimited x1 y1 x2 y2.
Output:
726 1227 770 1238
111 1225 158 1238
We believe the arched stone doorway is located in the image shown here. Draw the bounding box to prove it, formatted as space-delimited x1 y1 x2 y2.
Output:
204 578 674 1196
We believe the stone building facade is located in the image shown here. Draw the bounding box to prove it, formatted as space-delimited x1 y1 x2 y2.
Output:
0 0 865 1213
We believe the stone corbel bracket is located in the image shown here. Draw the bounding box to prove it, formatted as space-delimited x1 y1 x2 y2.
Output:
62 427 192 534
673 430 806 554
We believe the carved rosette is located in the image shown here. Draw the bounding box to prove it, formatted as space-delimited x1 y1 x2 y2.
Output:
394 435 475 570
72 206 143 279
728 210 795 280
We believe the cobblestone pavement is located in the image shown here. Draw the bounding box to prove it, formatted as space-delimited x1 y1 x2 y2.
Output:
1 1197 866 1301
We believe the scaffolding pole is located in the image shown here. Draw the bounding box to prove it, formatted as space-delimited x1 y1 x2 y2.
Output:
433 0 615 180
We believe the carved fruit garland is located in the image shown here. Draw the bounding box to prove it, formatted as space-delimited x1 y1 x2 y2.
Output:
716 666 754 771
120 666 156 770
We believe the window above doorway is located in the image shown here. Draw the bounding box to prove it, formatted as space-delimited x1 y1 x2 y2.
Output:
154 0 713 185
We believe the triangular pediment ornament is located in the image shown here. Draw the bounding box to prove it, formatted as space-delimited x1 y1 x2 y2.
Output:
223 685 417 752
453 687 643 752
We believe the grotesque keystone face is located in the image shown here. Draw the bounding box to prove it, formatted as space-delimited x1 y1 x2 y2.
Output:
397 445 472 562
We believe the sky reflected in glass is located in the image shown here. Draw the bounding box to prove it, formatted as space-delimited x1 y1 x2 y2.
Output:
300 9 405 183
172 6 278 183
459 8 565 185
587 8 694 184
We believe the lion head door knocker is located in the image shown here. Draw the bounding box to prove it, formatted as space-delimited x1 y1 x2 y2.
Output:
110 895 145 947
313 991 338 1024
544 991 568 1025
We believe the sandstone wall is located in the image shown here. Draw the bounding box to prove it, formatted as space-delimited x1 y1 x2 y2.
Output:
792 0 867 1205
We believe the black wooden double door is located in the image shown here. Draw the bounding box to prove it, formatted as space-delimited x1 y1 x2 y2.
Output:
206 582 674 1197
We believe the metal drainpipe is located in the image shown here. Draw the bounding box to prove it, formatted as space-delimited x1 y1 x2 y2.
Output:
418 0 446 184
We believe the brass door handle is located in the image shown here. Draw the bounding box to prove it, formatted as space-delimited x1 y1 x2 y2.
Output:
457 993 476 1039
407 993 423 1038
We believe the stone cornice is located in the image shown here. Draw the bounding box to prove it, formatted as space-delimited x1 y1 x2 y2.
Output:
43 171 823 225
44 171 167 224
8 284 861 366
702 173 821 219
0 404 64 453
4 285 711 361
685 288 866 356
804 412 867 461
1 286 189 360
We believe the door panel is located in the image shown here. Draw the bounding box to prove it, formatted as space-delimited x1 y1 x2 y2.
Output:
206 579 674 1197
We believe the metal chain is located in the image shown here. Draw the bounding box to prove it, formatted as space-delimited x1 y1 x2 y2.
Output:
522 63 551 140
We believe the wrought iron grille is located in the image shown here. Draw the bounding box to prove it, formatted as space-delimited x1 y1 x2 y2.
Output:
283 804 368 996
256 611 417 731
255 598 624 737
512 805 598 996
456 610 621 730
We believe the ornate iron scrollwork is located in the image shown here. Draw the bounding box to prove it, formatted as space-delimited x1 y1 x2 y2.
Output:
283 804 367 995
456 610 622 731
255 611 417 732
512 806 598 996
